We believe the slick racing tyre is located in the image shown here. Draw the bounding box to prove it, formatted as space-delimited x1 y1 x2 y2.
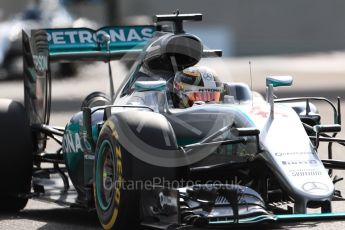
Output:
0 99 33 212
94 123 138 230
94 115 187 229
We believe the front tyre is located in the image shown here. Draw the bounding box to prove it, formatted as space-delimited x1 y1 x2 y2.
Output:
94 114 187 229
94 123 138 230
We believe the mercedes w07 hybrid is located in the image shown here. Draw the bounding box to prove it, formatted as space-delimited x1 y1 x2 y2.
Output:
1 12 345 229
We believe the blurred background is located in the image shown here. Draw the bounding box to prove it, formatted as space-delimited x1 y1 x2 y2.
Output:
0 0 344 99
2 0 345 56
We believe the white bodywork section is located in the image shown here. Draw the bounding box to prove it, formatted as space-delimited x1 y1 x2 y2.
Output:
238 101 334 213
117 81 334 213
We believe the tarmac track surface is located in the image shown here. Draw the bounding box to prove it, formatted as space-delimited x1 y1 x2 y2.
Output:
1 52 345 229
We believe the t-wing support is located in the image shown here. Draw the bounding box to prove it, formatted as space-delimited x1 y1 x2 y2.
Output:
154 11 202 34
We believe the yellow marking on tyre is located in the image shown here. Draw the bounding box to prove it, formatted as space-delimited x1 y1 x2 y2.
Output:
102 143 123 229
115 146 122 159
115 187 121 205
112 129 119 139
102 208 119 230
117 159 122 175
105 120 115 130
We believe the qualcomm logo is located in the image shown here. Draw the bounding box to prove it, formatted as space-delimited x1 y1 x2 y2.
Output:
47 27 155 45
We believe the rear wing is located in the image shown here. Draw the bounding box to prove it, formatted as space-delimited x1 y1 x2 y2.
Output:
22 26 156 150
46 26 156 62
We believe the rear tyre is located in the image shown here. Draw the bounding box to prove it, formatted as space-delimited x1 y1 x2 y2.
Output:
0 99 33 212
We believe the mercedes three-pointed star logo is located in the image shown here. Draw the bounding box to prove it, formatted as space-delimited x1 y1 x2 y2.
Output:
302 182 329 193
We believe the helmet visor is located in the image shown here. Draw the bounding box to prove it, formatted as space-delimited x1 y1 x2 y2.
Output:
184 89 221 103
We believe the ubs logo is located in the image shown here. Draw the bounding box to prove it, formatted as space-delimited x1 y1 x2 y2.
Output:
302 182 329 194
33 55 47 72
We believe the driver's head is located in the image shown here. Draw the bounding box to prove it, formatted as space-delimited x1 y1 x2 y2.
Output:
173 66 223 108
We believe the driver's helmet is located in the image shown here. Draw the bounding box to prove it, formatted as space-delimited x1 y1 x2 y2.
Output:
173 66 223 108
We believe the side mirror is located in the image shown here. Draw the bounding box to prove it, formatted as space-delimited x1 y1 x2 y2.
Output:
313 124 341 149
232 127 261 153
266 76 293 119
266 76 293 87
232 127 260 136
134 81 167 92
313 124 341 133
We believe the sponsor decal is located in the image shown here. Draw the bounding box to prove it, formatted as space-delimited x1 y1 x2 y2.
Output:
290 169 321 177
84 154 95 160
250 106 288 118
159 192 174 208
282 160 317 165
63 133 82 153
302 182 329 193
275 152 312 157
250 106 270 118
46 27 155 45
33 55 48 72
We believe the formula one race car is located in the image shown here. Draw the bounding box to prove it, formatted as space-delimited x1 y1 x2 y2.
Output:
2 12 345 230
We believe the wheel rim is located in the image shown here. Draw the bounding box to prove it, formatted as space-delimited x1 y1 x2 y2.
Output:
96 140 116 211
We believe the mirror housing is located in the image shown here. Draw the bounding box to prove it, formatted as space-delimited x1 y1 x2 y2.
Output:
232 127 261 153
266 76 293 87
134 81 167 92
313 124 341 133
232 127 260 136
313 124 341 149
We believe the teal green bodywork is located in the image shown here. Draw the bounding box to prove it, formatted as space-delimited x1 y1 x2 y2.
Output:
275 212 345 222
63 110 103 187
208 212 345 225
46 26 156 54
209 214 276 225
134 81 167 92
266 76 293 87
63 119 84 187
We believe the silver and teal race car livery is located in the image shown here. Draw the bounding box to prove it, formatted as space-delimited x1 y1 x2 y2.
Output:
1 12 345 230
